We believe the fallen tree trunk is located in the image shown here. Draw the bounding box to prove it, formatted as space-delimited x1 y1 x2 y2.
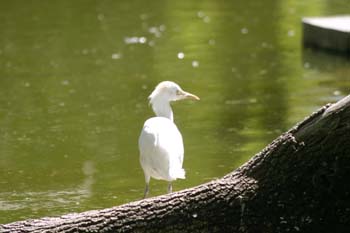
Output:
2 96 350 233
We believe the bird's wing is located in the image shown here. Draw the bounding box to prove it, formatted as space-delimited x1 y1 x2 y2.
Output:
138 117 184 181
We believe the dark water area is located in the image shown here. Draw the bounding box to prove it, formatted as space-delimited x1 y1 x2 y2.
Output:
0 0 349 223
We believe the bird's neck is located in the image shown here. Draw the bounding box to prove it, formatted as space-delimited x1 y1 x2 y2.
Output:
151 98 174 121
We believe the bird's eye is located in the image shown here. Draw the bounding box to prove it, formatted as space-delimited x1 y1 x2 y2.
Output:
176 90 181 95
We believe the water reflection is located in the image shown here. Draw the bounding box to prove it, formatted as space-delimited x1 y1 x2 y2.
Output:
302 48 350 102
0 161 96 222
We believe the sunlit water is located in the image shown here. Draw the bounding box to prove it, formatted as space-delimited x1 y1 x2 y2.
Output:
0 0 349 224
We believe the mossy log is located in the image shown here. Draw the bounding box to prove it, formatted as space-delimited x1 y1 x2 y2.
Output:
1 95 350 233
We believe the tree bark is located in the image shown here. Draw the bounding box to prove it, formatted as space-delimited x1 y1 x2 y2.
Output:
1 96 350 233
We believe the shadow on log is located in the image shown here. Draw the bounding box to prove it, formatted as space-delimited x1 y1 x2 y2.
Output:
1 96 350 233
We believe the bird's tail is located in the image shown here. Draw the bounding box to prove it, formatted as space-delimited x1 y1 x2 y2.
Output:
170 168 186 180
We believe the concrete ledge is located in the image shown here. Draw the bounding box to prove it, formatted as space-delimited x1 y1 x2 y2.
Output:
302 15 350 55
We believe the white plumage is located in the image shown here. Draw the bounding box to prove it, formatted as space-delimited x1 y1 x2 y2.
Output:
138 81 199 198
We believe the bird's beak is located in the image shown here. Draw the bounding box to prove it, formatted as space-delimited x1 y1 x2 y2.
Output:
182 91 200 101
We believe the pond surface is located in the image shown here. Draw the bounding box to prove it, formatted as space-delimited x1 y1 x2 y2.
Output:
0 0 349 224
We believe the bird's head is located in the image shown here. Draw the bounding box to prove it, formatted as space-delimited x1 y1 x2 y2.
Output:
148 81 200 103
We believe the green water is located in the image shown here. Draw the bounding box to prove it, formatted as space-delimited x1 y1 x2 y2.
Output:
0 0 349 224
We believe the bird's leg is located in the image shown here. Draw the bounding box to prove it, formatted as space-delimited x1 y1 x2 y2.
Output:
143 183 149 199
167 182 173 193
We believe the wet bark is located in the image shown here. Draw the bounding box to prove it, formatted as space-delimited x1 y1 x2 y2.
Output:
1 96 350 233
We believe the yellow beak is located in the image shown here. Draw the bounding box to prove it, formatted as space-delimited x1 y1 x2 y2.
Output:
183 91 200 100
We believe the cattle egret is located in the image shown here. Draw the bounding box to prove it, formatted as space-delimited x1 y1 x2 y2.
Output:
138 81 199 198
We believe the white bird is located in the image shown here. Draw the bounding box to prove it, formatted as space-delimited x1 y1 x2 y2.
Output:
138 81 199 198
